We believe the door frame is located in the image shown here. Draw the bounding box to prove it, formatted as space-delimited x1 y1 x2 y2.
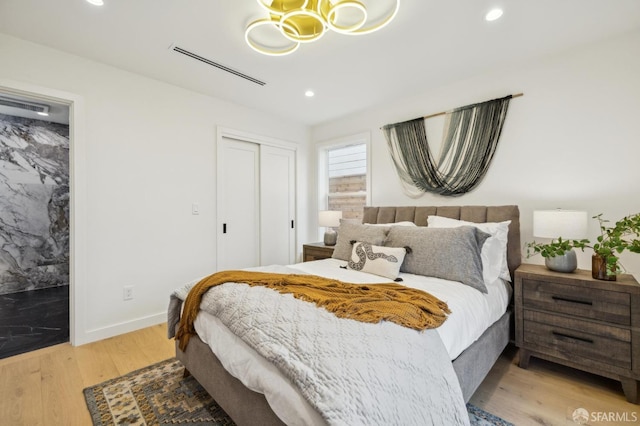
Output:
215 127 297 270
0 78 87 346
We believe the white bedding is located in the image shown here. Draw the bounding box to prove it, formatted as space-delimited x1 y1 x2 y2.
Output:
191 259 510 426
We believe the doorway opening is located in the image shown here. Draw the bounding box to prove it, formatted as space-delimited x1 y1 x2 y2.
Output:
0 91 71 358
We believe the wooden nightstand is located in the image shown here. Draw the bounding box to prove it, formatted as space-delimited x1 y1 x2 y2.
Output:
302 242 335 262
515 263 640 403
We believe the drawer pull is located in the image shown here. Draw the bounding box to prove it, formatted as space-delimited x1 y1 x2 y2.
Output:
551 295 592 306
552 331 594 344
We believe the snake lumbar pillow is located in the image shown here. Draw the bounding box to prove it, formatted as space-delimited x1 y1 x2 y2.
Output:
346 241 410 280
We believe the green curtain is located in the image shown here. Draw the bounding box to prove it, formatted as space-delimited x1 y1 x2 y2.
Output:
382 95 512 196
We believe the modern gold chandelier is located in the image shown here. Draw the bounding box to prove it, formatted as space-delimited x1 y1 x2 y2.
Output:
245 0 400 56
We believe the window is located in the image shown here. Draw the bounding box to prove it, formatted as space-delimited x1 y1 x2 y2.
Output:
317 133 370 222
328 144 367 220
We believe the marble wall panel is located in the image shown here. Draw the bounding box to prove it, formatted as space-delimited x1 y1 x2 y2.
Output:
0 113 69 295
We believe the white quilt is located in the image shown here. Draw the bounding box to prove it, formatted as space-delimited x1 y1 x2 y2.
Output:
174 264 471 426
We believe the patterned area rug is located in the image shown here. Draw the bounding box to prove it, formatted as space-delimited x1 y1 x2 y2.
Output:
83 358 513 426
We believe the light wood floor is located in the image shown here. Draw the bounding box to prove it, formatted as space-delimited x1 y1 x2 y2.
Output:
0 323 637 426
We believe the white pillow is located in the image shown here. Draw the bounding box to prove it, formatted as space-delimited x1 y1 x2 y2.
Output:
427 216 511 283
347 242 408 280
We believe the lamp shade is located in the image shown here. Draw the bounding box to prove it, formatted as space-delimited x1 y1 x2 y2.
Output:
319 210 342 227
533 210 588 240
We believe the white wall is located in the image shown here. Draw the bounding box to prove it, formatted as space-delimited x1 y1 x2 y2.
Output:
0 33 311 344
3 27 639 344
312 29 640 279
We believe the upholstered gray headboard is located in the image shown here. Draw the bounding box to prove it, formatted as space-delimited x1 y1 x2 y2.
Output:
363 205 521 280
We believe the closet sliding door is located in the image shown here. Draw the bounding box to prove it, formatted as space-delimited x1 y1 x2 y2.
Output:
217 131 296 271
260 145 295 266
217 137 260 270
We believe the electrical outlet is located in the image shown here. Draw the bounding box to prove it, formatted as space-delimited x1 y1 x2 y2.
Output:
123 286 134 301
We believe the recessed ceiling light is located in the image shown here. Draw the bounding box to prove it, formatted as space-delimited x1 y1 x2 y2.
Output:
485 8 503 21
305 90 315 98
86 0 104 6
37 112 49 116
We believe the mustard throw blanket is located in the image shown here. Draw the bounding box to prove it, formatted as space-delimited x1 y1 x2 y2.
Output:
175 270 450 351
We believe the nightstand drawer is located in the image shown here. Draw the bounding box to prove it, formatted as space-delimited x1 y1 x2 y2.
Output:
523 313 631 369
522 279 631 325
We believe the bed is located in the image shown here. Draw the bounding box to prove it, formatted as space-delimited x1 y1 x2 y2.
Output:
168 205 521 425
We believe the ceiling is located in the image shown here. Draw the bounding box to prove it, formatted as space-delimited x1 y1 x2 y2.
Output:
1 0 639 126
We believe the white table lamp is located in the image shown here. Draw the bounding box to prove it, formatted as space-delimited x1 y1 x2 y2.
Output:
533 209 588 272
319 210 342 246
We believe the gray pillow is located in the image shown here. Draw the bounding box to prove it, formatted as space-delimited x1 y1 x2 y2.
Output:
332 221 390 261
384 226 490 293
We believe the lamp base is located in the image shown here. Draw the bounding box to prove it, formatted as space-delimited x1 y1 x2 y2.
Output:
545 250 577 273
324 229 337 246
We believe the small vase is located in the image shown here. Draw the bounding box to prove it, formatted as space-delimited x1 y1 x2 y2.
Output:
544 250 577 273
592 254 616 281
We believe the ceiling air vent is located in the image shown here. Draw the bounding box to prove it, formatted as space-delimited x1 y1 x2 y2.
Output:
171 45 266 86
0 95 50 114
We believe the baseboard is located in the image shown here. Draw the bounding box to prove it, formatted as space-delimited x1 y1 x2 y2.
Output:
73 311 166 346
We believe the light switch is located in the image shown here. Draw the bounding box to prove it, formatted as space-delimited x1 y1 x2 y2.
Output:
192 203 200 215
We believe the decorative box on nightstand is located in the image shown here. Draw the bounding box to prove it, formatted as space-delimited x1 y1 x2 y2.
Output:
514 263 640 403
302 242 335 262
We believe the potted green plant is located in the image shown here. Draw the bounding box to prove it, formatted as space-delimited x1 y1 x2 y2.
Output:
526 237 589 273
590 213 640 280
526 213 640 280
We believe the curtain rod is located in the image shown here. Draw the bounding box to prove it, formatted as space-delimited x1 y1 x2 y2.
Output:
423 93 523 119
